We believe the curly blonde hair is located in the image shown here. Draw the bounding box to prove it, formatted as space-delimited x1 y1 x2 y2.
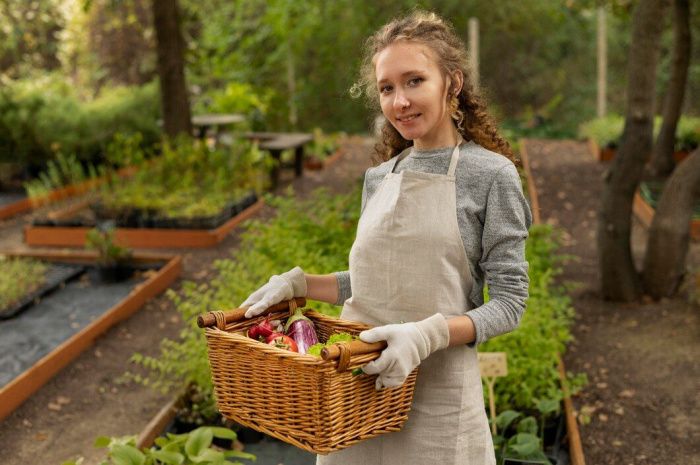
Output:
352 10 515 165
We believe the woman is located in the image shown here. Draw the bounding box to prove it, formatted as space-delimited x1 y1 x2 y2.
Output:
240 10 532 464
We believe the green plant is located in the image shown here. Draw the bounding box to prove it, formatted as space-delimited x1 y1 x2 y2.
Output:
61 426 255 465
23 152 103 199
128 185 362 396
492 409 552 464
307 127 344 161
85 225 132 266
0 256 48 310
481 224 587 412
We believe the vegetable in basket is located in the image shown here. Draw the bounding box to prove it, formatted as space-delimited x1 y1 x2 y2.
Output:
247 317 275 341
284 308 319 354
267 333 299 352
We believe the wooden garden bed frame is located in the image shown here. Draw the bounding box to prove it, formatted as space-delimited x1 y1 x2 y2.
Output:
0 166 137 221
587 138 691 164
23 198 265 249
0 249 182 421
633 189 700 241
520 138 586 465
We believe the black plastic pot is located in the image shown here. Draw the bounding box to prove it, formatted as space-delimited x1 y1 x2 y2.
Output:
94 263 134 283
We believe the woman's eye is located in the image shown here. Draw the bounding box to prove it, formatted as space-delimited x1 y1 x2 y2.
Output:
407 77 423 87
380 85 393 94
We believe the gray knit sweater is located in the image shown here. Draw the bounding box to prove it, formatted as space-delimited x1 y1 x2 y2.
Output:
334 140 532 345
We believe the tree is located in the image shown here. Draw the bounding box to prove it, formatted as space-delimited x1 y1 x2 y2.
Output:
597 0 669 301
152 0 192 138
647 0 692 179
642 148 700 298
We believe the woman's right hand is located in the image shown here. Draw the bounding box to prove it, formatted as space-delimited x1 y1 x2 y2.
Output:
239 266 307 318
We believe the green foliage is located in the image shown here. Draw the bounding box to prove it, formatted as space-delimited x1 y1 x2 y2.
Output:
0 256 48 311
23 152 103 199
99 136 270 219
0 74 160 168
481 224 587 412
577 113 625 148
60 427 255 465
579 114 699 150
491 400 563 465
129 185 362 395
85 225 132 266
196 82 274 132
307 128 345 161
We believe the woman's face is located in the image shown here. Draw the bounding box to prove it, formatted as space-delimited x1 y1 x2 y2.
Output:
374 41 457 148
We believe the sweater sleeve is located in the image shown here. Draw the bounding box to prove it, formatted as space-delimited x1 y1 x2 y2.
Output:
332 168 373 306
466 163 532 345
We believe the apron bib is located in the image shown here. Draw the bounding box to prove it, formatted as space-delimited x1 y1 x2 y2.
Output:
318 142 495 465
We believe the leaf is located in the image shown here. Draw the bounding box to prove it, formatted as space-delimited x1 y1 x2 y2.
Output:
517 416 539 435
149 450 184 465
184 427 213 458
111 444 146 465
189 448 224 463
507 433 540 457
224 450 257 461
94 436 112 448
207 426 237 440
496 410 521 431
536 398 560 415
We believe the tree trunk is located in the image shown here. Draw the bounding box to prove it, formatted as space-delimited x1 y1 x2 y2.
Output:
152 0 192 138
597 0 669 302
647 0 691 179
642 148 700 298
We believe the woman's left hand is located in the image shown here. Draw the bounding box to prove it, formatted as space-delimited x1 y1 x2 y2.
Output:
359 313 450 389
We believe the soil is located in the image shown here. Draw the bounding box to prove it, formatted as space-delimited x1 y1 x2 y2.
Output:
1 137 697 465
524 139 700 465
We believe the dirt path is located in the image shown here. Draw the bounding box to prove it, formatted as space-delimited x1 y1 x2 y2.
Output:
524 139 700 465
0 137 373 465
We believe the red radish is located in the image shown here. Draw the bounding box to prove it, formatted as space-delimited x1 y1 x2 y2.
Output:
247 317 275 341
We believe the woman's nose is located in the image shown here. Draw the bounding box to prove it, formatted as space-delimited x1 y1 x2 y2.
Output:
393 91 410 111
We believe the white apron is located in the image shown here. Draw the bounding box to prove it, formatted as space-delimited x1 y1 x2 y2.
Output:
318 141 495 465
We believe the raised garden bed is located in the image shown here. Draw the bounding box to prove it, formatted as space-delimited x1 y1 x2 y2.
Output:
586 139 691 163
633 181 700 241
23 197 265 249
519 139 585 465
0 249 182 421
0 166 137 221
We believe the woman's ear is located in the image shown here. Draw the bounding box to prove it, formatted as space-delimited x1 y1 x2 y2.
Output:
452 70 464 95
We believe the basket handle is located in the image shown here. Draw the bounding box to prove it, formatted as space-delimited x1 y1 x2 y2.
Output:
321 340 388 372
197 298 307 329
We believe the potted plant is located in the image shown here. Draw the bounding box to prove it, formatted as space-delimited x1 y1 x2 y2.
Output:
85 223 133 282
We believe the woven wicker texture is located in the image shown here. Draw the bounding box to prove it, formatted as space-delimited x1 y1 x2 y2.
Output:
204 304 418 454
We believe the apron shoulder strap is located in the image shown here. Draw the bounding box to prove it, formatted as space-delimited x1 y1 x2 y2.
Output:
447 139 463 176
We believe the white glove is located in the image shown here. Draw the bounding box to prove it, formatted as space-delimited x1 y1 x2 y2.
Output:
359 313 450 389
240 267 307 318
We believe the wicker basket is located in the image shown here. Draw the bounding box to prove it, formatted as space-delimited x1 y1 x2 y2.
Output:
198 298 418 454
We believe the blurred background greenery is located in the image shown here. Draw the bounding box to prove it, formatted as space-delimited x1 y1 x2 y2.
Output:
1 0 699 168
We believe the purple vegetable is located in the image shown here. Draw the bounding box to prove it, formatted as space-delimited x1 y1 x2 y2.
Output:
284 308 319 355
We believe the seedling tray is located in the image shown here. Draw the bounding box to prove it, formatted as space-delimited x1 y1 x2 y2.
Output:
23 198 265 249
0 263 85 320
0 249 182 421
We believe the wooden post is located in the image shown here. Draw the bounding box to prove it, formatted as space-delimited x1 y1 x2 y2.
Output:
468 17 479 89
597 7 607 117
